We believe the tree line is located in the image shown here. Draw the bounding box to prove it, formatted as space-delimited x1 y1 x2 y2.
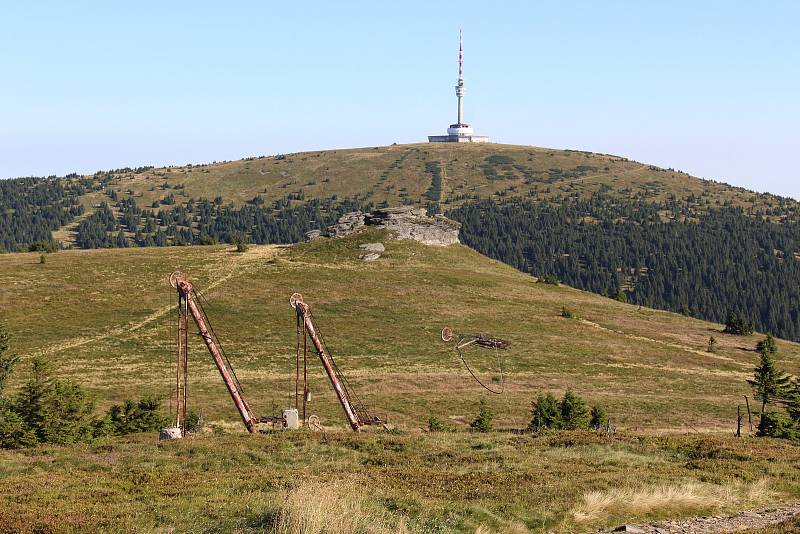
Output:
73 195 372 249
0 176 85 252
449 195 800 341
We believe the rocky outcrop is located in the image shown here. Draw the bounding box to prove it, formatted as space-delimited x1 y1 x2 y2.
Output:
328 211 365 238
304 229 323 241
327 206 460 246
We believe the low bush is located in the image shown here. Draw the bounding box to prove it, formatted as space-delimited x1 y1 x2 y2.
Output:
427 415 450 433
530 390 607 432
105 397 170 436
724 313 754 335
470 399 494 433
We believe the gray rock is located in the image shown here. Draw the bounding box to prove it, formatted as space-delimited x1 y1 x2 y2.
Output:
305 229 322 241
327 211 365 237
359 242 385 252
360 252 381 261
159 426 182 441
327 206 460 246
365 206 460 246
613 526 646 533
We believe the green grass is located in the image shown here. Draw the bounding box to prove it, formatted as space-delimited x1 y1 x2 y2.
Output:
0 431 798 533
2 232 800 531
50 142 794 247
2 230 798 430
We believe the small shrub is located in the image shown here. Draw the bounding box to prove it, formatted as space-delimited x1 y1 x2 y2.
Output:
28 240 59 253
561 306 576 319
529 392 562 430
13 357 97 445
707 336 717 353
485 154 515 165
758 412 798 440
537 274 559 285
105 396 169 435
427 415 449 432
185 409 203 434
589 405 608 430
39 254 46 264
531 391 603 431
470 399 494 433
0 407 37 448
232 232 249 253
560 390 589 430
749 334 791 436
724 313 754 335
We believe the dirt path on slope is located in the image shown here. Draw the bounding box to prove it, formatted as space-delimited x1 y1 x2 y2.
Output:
594 501 800 533
579 318 748 367
30 245 280 358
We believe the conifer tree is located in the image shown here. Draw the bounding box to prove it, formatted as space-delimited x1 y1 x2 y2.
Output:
748 335 791 435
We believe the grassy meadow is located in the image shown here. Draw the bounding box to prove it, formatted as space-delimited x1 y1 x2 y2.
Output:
114 143 779 209
1 431 799 533
1 232 800 531
47 142 795 248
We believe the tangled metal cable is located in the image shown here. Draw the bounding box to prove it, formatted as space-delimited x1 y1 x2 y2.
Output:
441 327 510 394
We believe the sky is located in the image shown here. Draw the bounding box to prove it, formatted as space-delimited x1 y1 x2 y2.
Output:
1 1 799 197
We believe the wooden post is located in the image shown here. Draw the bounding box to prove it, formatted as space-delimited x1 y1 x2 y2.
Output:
737 405 742 438
744 395 753 432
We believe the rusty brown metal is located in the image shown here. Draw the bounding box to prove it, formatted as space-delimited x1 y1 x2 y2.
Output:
177 296 189 436
171 273 258 433
291 293 382 431
441 326 510 395
302 323 308 423
293 299 361 431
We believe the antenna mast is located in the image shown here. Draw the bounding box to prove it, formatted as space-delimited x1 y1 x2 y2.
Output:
456 29 465 125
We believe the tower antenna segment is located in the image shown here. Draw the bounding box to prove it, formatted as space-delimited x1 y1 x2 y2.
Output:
459 29 463 82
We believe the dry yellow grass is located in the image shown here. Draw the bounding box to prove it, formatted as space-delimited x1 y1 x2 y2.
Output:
571 478 773 524
274 480 405 534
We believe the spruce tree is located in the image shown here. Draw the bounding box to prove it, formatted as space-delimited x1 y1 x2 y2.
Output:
529 392 561 430
589 405 608 430
748 335 791 435
0 328 37 448
470 399 494 433
560 390 589 430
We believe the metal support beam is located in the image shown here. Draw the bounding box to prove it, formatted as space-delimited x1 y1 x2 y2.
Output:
171 274 258 433
292 297 362 431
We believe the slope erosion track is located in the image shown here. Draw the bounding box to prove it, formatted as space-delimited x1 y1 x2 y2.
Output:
29 245 279 359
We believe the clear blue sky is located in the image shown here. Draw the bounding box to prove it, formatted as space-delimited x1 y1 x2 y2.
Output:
2 1 798 197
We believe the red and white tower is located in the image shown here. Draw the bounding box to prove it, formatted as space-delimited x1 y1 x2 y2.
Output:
428 30 490 143
456 29 466 126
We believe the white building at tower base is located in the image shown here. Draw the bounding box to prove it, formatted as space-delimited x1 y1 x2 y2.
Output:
428 125 490 144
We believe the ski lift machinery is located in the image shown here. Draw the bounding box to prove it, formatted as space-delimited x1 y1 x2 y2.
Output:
166 272 382 435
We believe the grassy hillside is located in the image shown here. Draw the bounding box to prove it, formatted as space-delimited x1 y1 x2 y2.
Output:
8 142 800 340
2 231 797 430
59 143 798 233
2 234 800 531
